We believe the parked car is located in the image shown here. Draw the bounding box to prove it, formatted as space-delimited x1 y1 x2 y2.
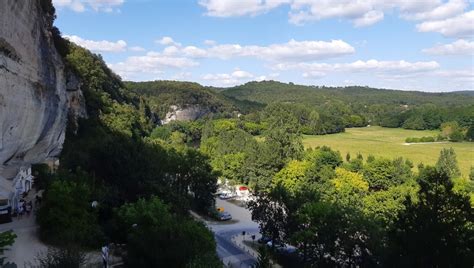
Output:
266 241 298 255
217 211 232 221
219 192 235 200
258 236 272 244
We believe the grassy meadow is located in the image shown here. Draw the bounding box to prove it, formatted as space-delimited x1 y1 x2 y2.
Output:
303 126 473 177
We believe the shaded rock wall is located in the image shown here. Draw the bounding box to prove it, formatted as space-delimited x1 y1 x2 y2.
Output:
0 0 82 180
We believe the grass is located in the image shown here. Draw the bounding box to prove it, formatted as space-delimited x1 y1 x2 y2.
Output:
303 126 474 177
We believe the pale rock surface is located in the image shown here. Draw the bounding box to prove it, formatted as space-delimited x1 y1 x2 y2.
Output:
0 1 84 181
162 104 210 124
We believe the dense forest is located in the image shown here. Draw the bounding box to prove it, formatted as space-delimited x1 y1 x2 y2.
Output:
126 80 474 137
125 80 264 119
222 81 474 131
27 3 223 266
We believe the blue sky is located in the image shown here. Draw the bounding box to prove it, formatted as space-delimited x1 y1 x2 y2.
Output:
53 0 473 92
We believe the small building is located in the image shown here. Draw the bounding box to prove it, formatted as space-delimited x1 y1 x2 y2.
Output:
235 186 250 198
0 166 33 223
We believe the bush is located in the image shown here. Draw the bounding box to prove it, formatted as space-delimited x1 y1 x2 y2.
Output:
450 130 464 142
405 136 436 143
31 164 52 190
36 177 104 248
116 196 219 267
150 126 172 140
420 136 435 142
27 247 86 268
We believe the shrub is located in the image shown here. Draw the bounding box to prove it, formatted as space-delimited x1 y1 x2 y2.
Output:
450 130 464 142
405 136 436 143
420 136 435 142
28 247 87 268
36 178 103 248
116 196 219 267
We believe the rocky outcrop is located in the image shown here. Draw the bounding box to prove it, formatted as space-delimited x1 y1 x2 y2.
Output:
162 105 211 124
0 0 84 180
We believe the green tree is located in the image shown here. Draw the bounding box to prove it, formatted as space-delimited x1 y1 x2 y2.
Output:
436 148 461 178
440 121 459 138
265 127 304 167
248 188 289 249
116 197 219 267
465 124 474 141
402 116 425 130
450 129 465 142
150 126 172 140
256 246 272 268
37 178 103 248
293 200 379 266
362 183 417 227
30 247 86 268
0 231 16 266
272 160 309 194
305 146 343 170
387 168 474 267
363 158 412 191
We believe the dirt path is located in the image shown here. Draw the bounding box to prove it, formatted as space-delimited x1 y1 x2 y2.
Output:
403 141 451 145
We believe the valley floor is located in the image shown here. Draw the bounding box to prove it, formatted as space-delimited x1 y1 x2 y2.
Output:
303 126 474 177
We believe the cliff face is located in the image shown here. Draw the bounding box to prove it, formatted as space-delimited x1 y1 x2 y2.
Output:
0 0 83 179
162 105 211 124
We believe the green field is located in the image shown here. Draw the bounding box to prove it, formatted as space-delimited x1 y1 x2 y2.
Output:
303 126 474 177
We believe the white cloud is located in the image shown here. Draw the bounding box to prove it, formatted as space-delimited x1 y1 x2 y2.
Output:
416 10 474 37
153 38 354 62
402 0 468 21
352 10 384 27
201 69 279 86
163 46 181 55
435 69 474 82
422 39 474 55
202 68 256 86
171 72 193 80
182 46 208 58
199 0 472 32
104 37 354 81
276 59 440 78
156 36 181 46
162 45 208 57
108 51 198 80
129 46 145 52
64 35 127 52
199 0 289 17
207 39 355 61
204 39 217 46
255 73 280 81
53 0 124 12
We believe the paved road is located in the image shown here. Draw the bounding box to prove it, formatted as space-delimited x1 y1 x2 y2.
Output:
0 213 48 267
207 198 260 268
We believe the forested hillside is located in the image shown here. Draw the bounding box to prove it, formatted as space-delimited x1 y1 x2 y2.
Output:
32 4 222 266
127 80 473 134
219 81 474 130
125 80 263 119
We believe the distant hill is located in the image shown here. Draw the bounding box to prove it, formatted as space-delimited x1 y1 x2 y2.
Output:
126 80 473 128
125 80 264 119
451 90 474 97
218 81 474 107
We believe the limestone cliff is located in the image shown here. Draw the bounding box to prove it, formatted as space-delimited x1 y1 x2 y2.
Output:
0 0 84 180
162 105 211 124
